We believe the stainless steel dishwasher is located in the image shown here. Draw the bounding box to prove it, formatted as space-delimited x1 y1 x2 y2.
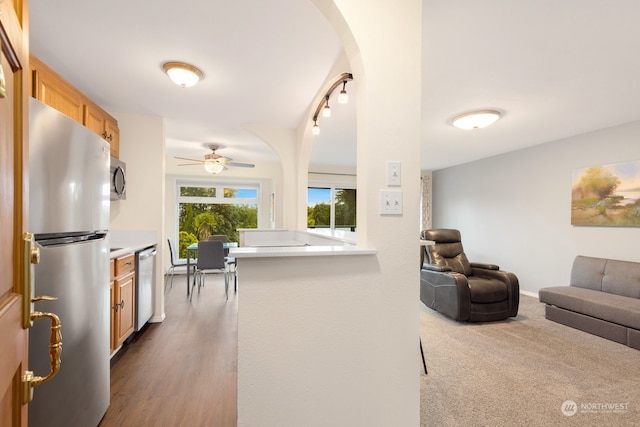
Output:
135 245 157 331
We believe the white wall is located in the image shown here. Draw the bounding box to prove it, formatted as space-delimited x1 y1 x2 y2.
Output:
236 0 422 425
110 113 166 320
431 120 640 295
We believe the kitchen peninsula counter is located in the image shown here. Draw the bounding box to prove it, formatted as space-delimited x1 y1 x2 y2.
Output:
234 229 379 425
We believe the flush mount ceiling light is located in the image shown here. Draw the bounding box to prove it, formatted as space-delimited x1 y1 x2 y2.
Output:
452 110 501 130
311 72 353 136
163 61 203 88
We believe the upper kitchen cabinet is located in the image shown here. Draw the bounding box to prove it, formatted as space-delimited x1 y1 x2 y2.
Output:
30 55 121 158
30 55 84 123
84 99 120 158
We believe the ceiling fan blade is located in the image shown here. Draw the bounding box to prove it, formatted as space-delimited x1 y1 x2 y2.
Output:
174 156 203 163
227 162 255 168
177 163 203 167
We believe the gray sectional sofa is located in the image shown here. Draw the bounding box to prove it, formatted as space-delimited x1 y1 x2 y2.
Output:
539 255 640 350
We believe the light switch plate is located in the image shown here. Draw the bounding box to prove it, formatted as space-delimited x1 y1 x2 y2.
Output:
387 161 401 186
380 190 403 215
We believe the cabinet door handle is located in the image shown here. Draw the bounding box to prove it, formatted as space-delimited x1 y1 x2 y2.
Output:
120 300 125 309
113 303 119 312
102 131 108 139
107 133 113 141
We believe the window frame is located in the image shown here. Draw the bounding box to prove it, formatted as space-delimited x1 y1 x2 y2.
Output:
174 179 260 257
307 180 356 231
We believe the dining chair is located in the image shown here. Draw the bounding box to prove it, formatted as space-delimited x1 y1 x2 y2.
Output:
165 238 196 293
191 240 226 301
207 235 237 296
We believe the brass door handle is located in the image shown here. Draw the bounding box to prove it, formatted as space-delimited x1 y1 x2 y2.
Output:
21 233 63 403
22 310 62 403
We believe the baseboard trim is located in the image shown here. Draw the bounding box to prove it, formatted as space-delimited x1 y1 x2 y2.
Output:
520 290 537 299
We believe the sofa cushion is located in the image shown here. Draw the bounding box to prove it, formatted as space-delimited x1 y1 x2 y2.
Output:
539 286 640 330
423 229 473 276
468 277 507 303
570 255 640 298
570 256 606 291
601 259 640 299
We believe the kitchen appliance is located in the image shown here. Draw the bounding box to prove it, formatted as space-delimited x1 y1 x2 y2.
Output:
135 246 157 331
110 155 127 200
28 98 111 427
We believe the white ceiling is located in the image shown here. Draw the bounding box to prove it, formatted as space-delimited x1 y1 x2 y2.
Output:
29 0 640 172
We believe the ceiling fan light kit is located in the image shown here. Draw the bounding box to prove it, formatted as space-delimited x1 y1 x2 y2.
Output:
311 72 353 136
175 144 255 174
452 110 501 130
163 61 203 88
204 159 225 174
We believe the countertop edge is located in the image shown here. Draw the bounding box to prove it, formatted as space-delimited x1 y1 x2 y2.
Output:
229 245 377 258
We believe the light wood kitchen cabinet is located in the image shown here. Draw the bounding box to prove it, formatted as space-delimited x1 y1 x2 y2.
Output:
30 55 84 123
111 254 136 353
30 55 121 158
84 99 120 157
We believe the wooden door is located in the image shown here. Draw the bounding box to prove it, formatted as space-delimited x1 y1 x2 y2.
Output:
0 1 29 426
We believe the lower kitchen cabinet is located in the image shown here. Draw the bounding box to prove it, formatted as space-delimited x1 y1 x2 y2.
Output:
110 254 136 354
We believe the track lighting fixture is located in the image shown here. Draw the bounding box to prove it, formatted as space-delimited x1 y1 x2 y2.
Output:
338 80 349 104
322 96 331 118
311 73 353 136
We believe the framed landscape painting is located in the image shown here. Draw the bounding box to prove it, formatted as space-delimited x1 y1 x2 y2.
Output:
571 159 640 226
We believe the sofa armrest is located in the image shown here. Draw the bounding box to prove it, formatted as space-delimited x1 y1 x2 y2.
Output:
422 263 452 272
420 269 471 321
471 268 520 317
470 262 499 270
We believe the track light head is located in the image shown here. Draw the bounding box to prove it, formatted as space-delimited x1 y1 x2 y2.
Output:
338 80 348 104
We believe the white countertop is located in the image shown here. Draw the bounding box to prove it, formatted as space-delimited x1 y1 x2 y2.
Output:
109 230 158 258
231 229 376 258
230 244 376 258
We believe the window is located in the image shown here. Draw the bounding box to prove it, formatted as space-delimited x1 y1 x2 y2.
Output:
307 186 356 231
176 181 258 257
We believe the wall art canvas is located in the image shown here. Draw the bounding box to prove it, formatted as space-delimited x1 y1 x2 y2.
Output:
571 159 640 226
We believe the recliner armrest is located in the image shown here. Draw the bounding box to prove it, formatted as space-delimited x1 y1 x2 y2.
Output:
422 264 452 272
470 262 499 270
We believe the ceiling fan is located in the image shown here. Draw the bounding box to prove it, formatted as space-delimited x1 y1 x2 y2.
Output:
175 144 255 174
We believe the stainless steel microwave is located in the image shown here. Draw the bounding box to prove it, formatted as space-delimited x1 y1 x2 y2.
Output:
110 156 127 200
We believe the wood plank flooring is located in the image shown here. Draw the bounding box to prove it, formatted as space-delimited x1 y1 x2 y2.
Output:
99 272 237 427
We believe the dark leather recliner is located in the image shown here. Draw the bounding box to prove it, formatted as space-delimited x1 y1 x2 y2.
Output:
420 229 519 322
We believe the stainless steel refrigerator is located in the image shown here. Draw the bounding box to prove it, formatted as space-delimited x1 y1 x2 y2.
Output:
28 98 111 427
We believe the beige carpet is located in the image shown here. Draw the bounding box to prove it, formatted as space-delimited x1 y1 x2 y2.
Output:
420 295 640 427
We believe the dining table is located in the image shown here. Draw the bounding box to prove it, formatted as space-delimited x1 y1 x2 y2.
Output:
185 241 238 295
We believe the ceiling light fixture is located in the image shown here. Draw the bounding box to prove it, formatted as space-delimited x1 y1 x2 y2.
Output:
452 110 501 130
322 95 331 118
311 72 353 136
337 80 349 104
163 61 203 88
203 159 225 174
